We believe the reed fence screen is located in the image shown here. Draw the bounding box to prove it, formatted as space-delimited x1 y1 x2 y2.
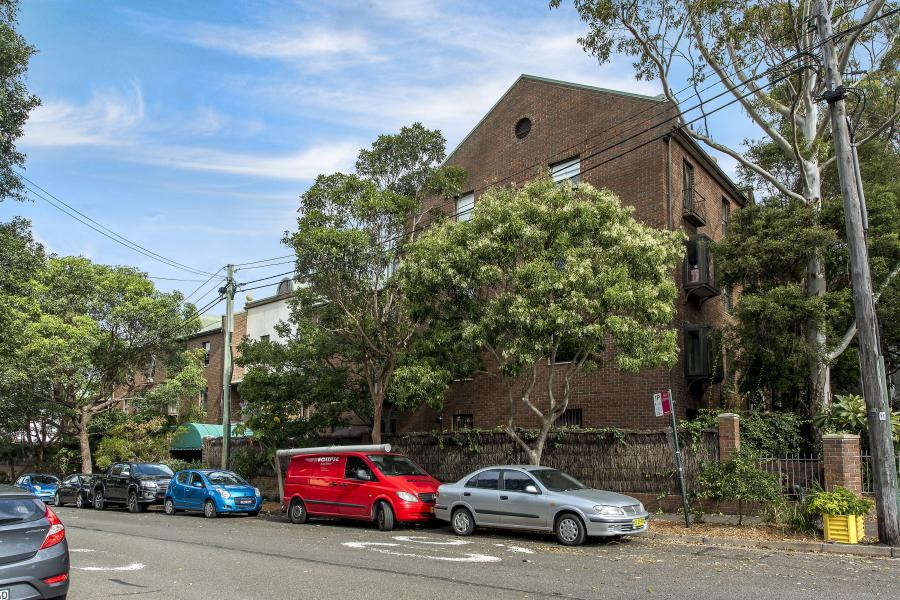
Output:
385 429 720 495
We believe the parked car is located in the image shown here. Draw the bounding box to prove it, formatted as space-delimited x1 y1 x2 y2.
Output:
13 474 61 505
53 474 93 509
434 466 649 546
164 469 261 518
283 449 438 531
92 462 174 512
0 484 70 599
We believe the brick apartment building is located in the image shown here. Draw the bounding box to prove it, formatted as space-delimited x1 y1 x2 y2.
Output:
396 74 746 433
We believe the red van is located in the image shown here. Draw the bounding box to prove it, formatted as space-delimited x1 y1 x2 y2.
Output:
281 446 439 531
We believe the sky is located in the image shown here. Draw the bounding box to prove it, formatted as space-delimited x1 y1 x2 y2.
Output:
3 0 752 315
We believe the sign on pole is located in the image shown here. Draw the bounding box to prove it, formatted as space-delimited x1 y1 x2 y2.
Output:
654 388 690 528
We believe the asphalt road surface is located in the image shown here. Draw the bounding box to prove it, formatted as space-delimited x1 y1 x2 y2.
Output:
58 505 899 600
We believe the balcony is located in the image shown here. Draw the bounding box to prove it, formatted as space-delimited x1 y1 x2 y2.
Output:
684 234 719 302
682 187 707 227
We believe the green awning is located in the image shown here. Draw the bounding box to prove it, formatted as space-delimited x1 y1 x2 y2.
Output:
170 423 253 451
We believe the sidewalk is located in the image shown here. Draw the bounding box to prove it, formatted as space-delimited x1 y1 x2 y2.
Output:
645 513 899 559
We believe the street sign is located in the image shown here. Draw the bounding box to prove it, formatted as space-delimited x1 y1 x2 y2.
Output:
653 390 672 417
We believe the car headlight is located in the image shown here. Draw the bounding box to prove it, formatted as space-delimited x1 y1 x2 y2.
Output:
142 481 158 489
594 505 626 516
637 502 645 514
217 488 231 499
254 488 261 497
396 491 418 502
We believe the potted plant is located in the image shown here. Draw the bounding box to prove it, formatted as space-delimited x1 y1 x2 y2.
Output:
807 486 874 544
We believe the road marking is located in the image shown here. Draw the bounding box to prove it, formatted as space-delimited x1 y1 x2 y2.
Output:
494 544 534 554
73 562 145 572
342 541 500 562
392 535 471 546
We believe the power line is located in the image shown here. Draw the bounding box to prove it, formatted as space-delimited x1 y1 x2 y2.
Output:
233 255 294 267
184 267 226 303
147 275 208 282
19 174 216 277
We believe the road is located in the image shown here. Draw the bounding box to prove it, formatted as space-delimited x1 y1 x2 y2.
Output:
58 505 898 600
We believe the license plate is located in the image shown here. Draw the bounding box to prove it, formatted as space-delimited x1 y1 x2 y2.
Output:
632 517 646 528
237 498 252 505
1 589 9 600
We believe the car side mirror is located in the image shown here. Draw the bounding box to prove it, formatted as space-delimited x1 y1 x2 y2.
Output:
193 481 204 488
356 469 371 481
525 484 539 494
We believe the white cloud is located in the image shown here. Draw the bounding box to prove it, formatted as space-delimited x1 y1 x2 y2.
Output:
182 23 374 61
24 81 144 147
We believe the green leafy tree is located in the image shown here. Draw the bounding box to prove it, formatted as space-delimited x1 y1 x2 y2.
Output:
137 350 207 422
402 176 684 464
283 123 466 443
10 257 199 473
0 0 40 201
553 0 899 408
697 450 784 524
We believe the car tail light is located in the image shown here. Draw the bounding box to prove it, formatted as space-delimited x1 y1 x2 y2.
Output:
43 573 68 585
39 505 66 550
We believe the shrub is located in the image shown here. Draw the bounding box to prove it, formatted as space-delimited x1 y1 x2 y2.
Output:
697 450 783 524
807 486 874 517
683 409 808 455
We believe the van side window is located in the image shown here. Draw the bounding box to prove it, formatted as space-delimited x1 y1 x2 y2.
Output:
345 456 374 481
176 472 188 484
476 469 501 490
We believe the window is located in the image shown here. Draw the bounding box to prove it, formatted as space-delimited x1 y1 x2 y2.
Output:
176 472 188 484
456 192 475 222
531 469 586 492
682 161 695 210
345 456 375 481
683 235 719 296
202 341 211 366
555 408 583 427
476 469 501 490
515 117 532 139
502 470 538 493
550 156 580 183
189 472 204 487
683 324 723 383
200 387 208 407
260 335 270 343
722 198 730 235
367 454 425 476
167 398 178 416
207 471 247 485
110 465 123 477
724 285 733 313
452 414 473 430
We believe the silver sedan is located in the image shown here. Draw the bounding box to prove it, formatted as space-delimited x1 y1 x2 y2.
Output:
434 466 649 546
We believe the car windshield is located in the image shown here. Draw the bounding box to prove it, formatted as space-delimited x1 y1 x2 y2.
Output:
31 475 60 485
366 455 426 476
205 471 247 485
133 464 174 477
531 469 586 492
0 498 44 525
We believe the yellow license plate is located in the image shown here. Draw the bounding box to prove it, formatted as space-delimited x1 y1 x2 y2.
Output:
632 517 646 528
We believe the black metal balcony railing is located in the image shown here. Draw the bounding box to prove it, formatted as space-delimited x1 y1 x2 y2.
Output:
682 187 707 227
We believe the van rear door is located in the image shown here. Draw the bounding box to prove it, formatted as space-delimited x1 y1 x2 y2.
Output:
293 455 345 516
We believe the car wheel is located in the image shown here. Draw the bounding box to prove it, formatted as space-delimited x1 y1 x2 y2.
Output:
376 501 395 532
555 513 587 546
451 507 475 536
204 499 218 519
288 498 308 524
75 493 86 509
164 498 177 515
127 491 143 513
93 490 105 511
54 492 64 507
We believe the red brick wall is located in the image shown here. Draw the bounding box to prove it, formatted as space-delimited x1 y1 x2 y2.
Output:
399 76 740 433
823 434 862 495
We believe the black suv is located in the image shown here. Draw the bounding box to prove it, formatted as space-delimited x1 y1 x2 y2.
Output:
92 462 174 513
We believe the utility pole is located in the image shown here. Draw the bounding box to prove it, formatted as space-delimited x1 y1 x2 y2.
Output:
816 0 899 545
219 264 236 470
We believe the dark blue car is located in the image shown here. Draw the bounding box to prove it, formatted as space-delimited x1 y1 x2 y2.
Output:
14 473 60 505
164 469 261 518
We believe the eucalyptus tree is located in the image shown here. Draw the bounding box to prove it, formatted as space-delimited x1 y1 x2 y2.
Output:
553 0 899 408
402 177 684 464
284 123 467 443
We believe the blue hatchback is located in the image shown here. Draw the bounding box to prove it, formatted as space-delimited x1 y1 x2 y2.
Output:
14 473 61 504
164 469 261 518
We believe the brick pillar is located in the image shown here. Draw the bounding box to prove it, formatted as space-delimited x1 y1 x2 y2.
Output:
718 413 740 461
823 434 862 495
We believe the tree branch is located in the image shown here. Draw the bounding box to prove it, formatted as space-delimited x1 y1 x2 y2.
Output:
827 261 900 361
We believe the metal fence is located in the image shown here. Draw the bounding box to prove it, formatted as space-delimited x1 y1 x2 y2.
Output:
861 454 900 496
758 455 824 498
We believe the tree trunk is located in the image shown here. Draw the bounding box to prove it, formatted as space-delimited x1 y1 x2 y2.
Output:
802 166 831 411
78 410 93 474
371 391 383 444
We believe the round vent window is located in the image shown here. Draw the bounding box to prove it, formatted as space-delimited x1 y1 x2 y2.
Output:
514 117 532 139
